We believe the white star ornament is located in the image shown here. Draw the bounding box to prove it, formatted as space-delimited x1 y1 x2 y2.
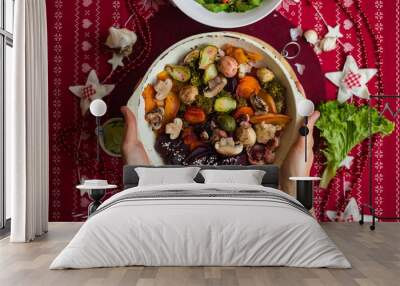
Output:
108 53 124 70
69 70 115 115
325 55 377 103
325 24 343 38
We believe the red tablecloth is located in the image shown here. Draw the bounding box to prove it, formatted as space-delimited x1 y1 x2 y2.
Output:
47 0 399 222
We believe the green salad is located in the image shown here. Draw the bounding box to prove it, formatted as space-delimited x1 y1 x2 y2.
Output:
196 0 264 13
315 101 395 188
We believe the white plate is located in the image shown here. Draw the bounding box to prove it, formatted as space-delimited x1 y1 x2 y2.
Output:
171 0 282 28
127 31 305 166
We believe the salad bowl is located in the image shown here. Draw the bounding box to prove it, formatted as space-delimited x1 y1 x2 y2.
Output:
127 32 306 166
171 0 282 28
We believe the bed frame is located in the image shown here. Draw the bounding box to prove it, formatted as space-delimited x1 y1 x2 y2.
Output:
123 165 280 189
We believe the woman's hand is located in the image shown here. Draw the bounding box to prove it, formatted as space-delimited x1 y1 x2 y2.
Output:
280 111 320 197
120 106 150 165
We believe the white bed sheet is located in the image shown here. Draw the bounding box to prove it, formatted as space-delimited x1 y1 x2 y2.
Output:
50 183 350 269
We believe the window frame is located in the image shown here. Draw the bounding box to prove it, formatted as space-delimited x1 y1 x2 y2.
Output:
0 0 13 231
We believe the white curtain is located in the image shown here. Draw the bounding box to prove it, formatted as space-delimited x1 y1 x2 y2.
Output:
7 0 49 242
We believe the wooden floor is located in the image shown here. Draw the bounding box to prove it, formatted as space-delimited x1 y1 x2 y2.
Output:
0 223 399 286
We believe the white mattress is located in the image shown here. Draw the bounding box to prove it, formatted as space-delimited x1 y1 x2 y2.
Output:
50 183 350 269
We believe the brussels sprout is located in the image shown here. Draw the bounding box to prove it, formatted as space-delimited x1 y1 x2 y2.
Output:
165 65 191 82
257 67 275 83
203 64 218 83
199 45 218 69
214 96 237 113
217 114 237 133
184 49 200 65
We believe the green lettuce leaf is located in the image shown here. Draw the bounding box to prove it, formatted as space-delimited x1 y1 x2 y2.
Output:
315 101 395 188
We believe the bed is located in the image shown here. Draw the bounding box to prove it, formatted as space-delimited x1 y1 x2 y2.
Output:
50 165 350 269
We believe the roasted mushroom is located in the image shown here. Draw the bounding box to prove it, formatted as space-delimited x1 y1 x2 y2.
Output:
145 107 164 130
179 85 198 105
211 128 228 143
257 68 275 83
154 78 173 100
254 122 282 144
214 137 243 157
165 118 183 140
204 76 227 98
218 56 238 78
250 95 268 114
235 121 256 147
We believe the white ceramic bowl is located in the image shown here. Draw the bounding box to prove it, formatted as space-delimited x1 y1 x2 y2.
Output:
171 0 282 28
127 32 305 166
99 118 124 158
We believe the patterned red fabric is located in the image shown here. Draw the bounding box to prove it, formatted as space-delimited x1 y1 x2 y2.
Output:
342 71 362 89
46 0 400 222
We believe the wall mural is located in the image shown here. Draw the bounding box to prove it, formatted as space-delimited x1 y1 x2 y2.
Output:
47 0 400 223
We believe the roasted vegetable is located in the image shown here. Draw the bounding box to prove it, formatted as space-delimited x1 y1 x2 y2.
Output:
257 67 275 83
179 85 198 105
195 96 214 114
164 92 180 123
236 121 256 147
250 95 268 113
199 45 218 69
203 63 218 83
264 79 285 113
184 106 207 124
145 107 164 130
254 122 282 144
189 67 202 87
165 65 191 82
236 75 261 99
142 84 157 113
217 114 237 133
233 48 249 64
258 91 277 113
157 70 170 81
214 137 243 157
154 78 173 100
204 76 227 98
316 101 395 188
233 106 254 119
250 113 290 125
236 96 248 108
214 96 237 113
165 118 183 140
218 56 238 78
246 51 263 62
184 49 200 65
182 127 203 151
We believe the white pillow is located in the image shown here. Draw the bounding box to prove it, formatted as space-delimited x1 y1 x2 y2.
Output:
200 169 266 185
135 167 201 186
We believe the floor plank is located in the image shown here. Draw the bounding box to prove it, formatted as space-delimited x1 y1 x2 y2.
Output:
0 222 399 286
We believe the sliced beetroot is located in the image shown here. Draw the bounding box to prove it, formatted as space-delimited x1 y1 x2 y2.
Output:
155 134 189 165
225 77 238 94
184 146 219 166
218 152 248 165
